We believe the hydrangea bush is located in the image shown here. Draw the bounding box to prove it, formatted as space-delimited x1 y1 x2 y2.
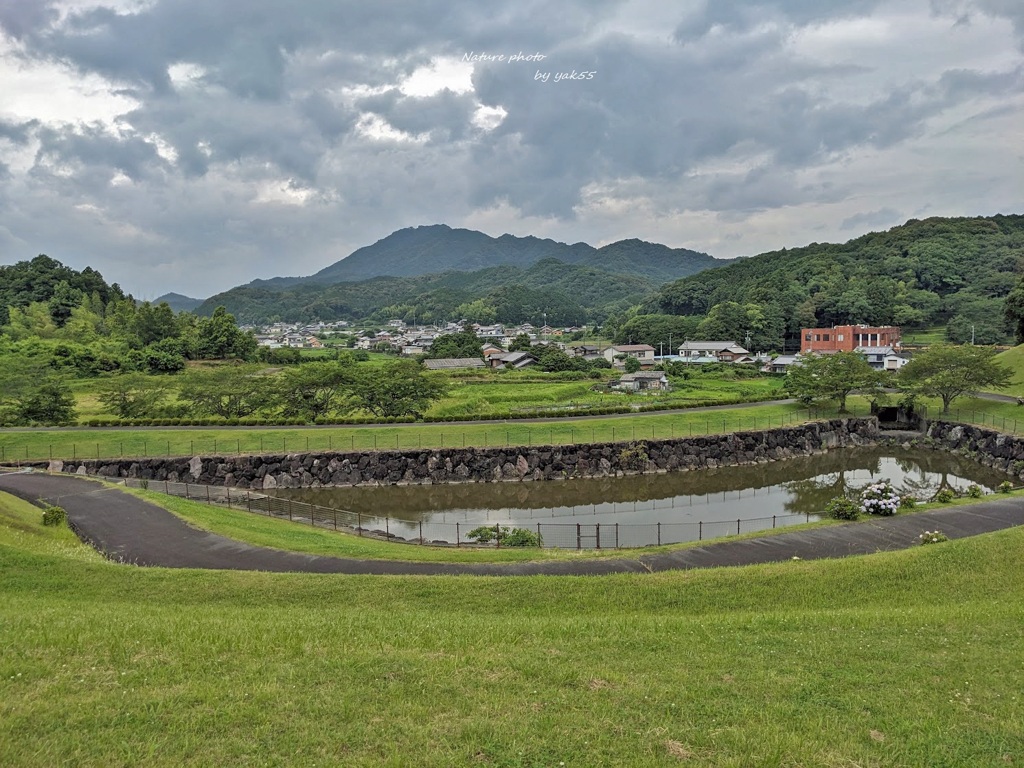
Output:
861 481 900 516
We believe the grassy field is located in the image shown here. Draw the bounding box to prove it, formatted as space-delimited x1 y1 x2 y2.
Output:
1 490 1023 766
0 400 844 462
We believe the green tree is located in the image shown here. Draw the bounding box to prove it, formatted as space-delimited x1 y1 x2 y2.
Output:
0 358 76 424
272 361 356 421
623 356 641 374
197 306 257 360
508 333 533 352
178 365 273 419
96 373 168 419
1004 278 1024 344
349 360 447 418
783 351 880 412
426 329 483 359
898 344 1012 413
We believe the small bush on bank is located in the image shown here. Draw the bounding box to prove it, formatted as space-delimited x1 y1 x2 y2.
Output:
966 484 984 498
999 481 1014 493
919 530 949 545
935 488 957 503
825 497 860 520
618 442 649 472
465 525 542 547
41 505 67 526
899 495 917 510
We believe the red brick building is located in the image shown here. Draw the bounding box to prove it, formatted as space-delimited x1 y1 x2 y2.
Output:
800 325 901 354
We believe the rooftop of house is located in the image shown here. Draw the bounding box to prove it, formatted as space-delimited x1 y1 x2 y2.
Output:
422 358 486 370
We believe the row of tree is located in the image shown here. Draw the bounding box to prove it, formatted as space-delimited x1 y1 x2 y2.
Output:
783 345 1012 414
95 358 446 422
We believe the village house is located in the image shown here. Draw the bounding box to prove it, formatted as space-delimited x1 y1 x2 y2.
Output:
857 346 910 371
677 341 750 362
488 351 537 370
613 371 671 392
602 344 656 368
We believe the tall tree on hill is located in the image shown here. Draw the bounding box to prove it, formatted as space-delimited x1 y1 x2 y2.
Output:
898 344 1012 414
426 329 483 359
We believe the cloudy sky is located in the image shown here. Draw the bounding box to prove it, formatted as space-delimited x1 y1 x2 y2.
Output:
0 0 1021 299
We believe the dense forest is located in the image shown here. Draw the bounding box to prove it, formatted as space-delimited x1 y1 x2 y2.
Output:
651 215 1024 350
196 258 657 325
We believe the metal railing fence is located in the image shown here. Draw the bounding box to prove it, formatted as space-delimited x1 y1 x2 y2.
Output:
118 477 817 550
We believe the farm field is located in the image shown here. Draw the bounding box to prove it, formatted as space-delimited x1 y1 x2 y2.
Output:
1 489 1022 766
0 400 833 463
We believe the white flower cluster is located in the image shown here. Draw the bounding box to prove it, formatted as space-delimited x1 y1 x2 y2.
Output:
919 530 948 545
861 482 900 516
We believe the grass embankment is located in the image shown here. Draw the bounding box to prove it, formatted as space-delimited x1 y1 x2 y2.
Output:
0 400 841 463
1 490 1023 766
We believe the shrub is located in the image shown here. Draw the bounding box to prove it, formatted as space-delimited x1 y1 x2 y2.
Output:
966 483 984 498
619 441 649 472
825 496 860 520
41 505 67 526
998 481 1013 493
935 488 956 503
919 530 949 545
899 495 917 510
861 481 900 516
465 525 542 547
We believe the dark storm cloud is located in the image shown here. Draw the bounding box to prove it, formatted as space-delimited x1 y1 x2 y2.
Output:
841 207 903 230
0 0 1020 296
0 0 58 41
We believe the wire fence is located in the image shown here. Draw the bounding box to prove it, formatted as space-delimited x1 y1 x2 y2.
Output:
0 407 847 463
919 405 1024 435
118 477 818 550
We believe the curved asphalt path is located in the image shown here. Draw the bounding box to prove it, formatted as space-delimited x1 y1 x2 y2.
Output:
2 471 1022 576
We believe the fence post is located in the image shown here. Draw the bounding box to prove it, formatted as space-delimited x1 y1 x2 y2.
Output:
737 518 741 536
495 523 500 549
226 486 231 507
206 486 210 502
456 521 460 547
596 523 601 550
537 522 541 546
615 522 619 549
288 499 293 521
699 520 702 540
185 482 189 500
385 517 389 538
247 492 251 513
657 522 661 546
333 507 337 530
576 523 581 551
419 520 423 545
772 514 776 529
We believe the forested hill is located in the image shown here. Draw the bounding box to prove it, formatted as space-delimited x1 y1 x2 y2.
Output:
0 255 124 326
247 224 720 287
197 258 657 325
653 214 1024 346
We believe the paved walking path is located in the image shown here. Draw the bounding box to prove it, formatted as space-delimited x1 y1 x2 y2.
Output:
2 472 1022 576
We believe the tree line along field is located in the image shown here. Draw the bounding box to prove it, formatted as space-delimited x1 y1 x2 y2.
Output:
1 488 1022 766
57 364 785 424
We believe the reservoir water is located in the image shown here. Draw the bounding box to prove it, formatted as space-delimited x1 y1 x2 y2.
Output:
273 447 1007 548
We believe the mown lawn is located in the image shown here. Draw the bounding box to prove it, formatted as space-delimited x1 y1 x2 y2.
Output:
1 490 1022 766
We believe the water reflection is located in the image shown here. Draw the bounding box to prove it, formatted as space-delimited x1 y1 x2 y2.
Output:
274 448 1006 531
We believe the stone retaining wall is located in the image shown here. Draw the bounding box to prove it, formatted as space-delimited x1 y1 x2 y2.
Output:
39 418 880 489
926 421 1024 477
